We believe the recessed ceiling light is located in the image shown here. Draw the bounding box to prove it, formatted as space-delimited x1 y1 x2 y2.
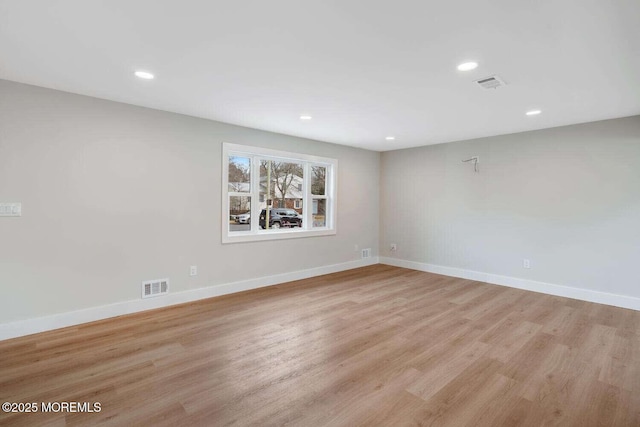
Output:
385 136 395 141
526 110 542 116
457 62 478 71
300 115 312 120
134 71 154 80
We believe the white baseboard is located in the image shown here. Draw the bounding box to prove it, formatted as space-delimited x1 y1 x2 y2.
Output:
379 257 640 312
0 257 379 341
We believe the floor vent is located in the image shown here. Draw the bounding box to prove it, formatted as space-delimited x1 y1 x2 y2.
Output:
142 278 169 298
474 75 507 90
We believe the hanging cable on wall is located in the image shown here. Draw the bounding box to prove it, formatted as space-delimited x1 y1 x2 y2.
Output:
462 156 479 173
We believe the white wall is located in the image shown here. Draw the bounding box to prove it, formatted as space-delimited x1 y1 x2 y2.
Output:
0 79 380 329
380 116 640 308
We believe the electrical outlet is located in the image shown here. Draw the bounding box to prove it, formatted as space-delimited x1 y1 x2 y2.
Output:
390 243 397 251
190 265 198 276
523 259 531 269
361 248 371 259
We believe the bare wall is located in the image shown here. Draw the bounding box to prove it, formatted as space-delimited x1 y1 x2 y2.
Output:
0 79 380 324
380 116 640 302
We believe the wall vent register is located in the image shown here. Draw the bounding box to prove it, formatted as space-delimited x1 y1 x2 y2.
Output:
142 278 169 298
0 203 21 217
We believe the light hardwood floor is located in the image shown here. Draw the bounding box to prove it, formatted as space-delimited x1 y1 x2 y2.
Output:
1 265 640 426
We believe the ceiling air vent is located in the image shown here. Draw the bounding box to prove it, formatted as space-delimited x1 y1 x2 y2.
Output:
142 278 169 298
474 75 507 90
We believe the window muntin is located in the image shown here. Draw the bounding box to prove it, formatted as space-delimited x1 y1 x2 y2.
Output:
222 143 337 243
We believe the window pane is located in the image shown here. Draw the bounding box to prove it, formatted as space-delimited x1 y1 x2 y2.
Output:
228 156 250 192
229 196 251 232
311 166 326 195
260 160 303 213
312 199 326 227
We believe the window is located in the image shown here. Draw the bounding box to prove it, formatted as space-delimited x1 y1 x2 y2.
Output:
222 143 337 243
311 165 327 227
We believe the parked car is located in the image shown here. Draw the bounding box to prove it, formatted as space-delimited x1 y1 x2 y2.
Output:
236 212 250 224
259 208 302 229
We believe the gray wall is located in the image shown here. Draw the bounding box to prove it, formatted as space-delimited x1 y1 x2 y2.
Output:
3 77 638 326
0 79 380 324
381 116 640 298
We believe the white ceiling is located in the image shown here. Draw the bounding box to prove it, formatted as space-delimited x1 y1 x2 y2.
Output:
1 0 639 151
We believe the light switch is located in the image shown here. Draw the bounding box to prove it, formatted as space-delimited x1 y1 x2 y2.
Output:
0 203 21 217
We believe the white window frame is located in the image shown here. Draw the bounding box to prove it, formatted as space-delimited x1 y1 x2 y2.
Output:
222 142 337 243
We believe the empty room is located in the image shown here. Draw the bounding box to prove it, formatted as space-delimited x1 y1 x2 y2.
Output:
1 1 640 426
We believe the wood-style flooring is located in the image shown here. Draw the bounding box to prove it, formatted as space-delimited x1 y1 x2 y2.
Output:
1 265 640 426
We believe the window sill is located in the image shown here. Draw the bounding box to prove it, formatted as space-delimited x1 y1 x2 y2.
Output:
222 228 336 244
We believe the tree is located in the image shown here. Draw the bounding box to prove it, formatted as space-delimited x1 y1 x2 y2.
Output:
260 161 303 208
228 157 251 213
311 166 326 195
228 157 250 193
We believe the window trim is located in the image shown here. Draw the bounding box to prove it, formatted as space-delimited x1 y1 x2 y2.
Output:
222 142 338 243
